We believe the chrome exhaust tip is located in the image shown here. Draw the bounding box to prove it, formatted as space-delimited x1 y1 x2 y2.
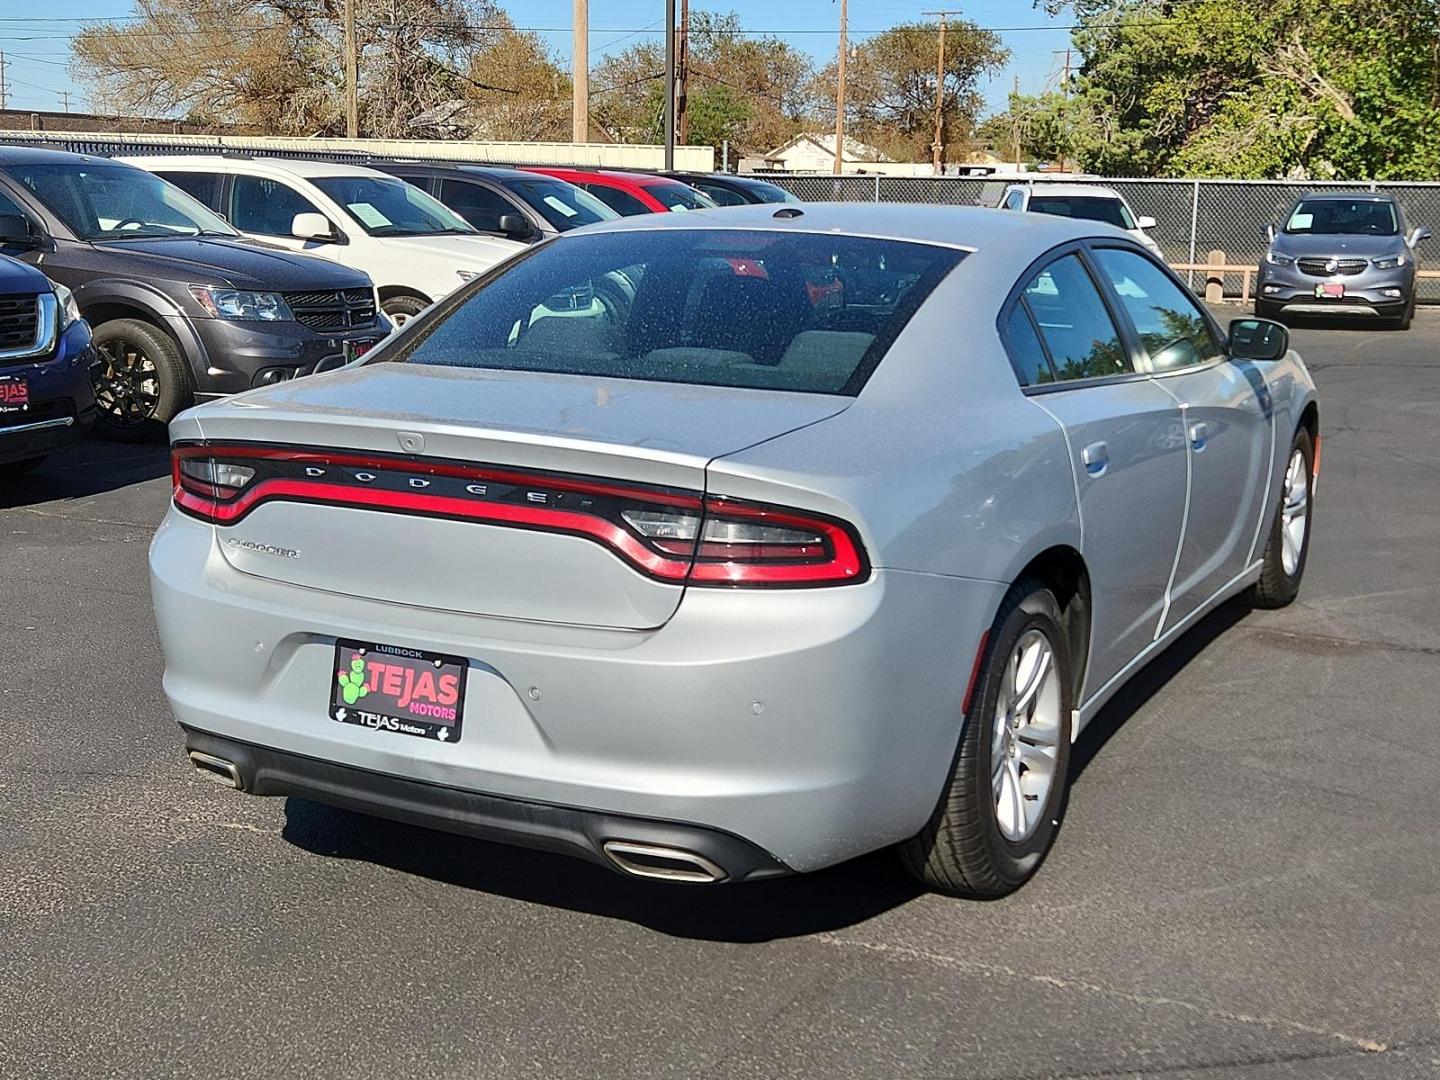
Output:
601 840 728 883
188 750 243 791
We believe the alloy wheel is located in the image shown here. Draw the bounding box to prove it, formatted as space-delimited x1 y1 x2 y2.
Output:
93 340 161 429
1280 448 1310 577
990 629 1062 843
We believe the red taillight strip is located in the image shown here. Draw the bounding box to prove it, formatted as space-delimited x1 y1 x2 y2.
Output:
173 444 870 588
172 443 702 509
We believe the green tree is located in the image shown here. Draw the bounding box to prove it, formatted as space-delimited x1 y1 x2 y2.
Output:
809 20 1008 163
1016 0 1440 178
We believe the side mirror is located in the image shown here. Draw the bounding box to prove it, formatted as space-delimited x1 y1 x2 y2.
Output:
291 212 337 242
0 213 40 248
1135 215 1157 230
496 213 533 240
1228 317 1288 362
1409 225 1431 246
1264 223 1277 242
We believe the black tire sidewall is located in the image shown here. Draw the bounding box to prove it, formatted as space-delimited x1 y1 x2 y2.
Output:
381 295 429 321
1254 427 1314 607
966 587 1075 885
91 319 191 439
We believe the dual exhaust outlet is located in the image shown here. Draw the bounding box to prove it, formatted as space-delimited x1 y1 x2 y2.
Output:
186 751 728 883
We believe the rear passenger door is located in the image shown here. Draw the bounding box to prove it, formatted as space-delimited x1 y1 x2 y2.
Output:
1090 246 1274 629
1004 249 1188 698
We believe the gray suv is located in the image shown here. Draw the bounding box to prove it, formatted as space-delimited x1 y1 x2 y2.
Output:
1256 191 1430 329
0 146 387 438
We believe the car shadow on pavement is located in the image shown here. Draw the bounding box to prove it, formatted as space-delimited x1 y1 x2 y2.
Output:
278 596 1256 940
281 798 924 942
1069 595 1253 780
0 436 170 510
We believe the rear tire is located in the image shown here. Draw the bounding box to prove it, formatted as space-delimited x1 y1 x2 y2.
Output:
90 318 191 442
899 578 1075 898
1251 427 1314 609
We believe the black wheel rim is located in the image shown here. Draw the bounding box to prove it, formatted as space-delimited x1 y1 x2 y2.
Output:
92 340 161 428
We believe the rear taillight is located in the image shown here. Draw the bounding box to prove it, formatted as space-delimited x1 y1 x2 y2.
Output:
172 444 868 588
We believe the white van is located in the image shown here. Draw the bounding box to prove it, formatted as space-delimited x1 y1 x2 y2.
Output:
122 156 526 323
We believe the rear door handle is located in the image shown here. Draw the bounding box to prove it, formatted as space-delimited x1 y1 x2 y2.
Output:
1081 441 1109 476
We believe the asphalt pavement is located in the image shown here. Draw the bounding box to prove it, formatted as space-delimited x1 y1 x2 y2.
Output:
2 311 1438 1080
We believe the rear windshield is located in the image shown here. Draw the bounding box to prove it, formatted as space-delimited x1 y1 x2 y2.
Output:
1285 199 1397 236
390 229 962 395
502 177 617 231
1029 195 1135 230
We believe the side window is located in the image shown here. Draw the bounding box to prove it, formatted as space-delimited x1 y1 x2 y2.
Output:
438 179 517 232
585 184 651 217
228 175 323 237
1020 254 1132 382
1002 302 1055 386
1092 248 1224 372
156 171 220 209
695 182 747 207
1004 190 1025 211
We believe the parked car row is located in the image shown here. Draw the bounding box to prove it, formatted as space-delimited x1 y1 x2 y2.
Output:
0 146 793 467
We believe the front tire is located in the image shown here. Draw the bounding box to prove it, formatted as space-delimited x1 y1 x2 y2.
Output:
90 318 191 442
380 294 429 326
900 578 1075 898
1251 428 1314 609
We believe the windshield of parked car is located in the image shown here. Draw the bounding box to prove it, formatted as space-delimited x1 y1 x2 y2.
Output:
745 180 801 204
1285 199 1398 236
389 229 962 395
645 182 718 212
9 163 237 241
501 177 617 232
310 175 478 237
1028 195 1136 230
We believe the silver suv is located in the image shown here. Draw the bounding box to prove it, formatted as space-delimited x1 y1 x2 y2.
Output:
1257 192 1429 329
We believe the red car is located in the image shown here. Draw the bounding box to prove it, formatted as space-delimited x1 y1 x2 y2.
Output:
523 167 717 217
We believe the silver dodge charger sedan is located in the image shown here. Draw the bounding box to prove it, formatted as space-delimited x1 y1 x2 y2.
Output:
150 204 1319 897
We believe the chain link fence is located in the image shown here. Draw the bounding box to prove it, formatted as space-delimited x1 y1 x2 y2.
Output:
767 175 1440 302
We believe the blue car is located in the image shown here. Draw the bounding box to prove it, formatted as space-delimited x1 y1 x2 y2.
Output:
0 253 95 477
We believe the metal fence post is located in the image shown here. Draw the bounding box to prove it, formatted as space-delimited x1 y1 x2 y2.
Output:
875 175 881 202
1187 180 1200 290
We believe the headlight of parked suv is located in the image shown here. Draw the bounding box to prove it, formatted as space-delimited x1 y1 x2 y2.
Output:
1373 253 1407 269
189 285 293 322
53 283 81 329
1265 251 1295 266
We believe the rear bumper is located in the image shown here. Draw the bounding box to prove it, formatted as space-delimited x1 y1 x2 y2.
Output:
183 726 790 882
151 509 1005 874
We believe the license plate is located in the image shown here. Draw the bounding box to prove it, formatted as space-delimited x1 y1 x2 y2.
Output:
0 374 29 415
1315 283 1345 298
330 640 468 742
344 339 376 361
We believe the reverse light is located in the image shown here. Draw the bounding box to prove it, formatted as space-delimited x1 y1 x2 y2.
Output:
172 444 867 588
189 285 292 322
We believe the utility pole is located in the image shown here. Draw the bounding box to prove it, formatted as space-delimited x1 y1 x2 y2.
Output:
0 54 8 112
342 0 358 138
676 0 689 146
833 0 847 175
924 11 962 174
663 0 676 169
59 90 72 113
572 0 588 143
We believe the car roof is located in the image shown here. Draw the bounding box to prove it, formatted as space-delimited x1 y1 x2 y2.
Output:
1293 190 1397 203
0 145 133 167
1021 183 1122 199
119 155 392 180
567 201 1131 251
376 161 523 180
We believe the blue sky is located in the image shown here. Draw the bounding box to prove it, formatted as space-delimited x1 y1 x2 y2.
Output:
1 0 1072 123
